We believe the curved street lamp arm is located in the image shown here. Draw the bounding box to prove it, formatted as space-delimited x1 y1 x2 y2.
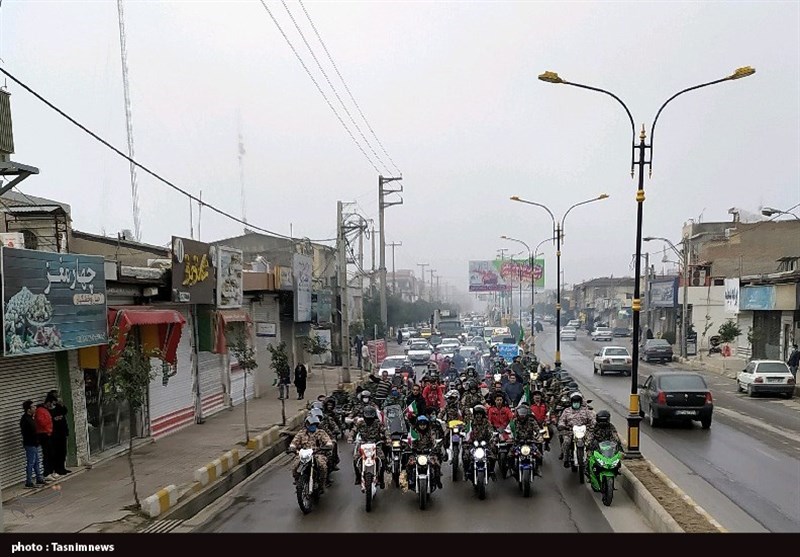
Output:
561 195 609 231
562 81 636 143
646 236 682 259
501 236 532 257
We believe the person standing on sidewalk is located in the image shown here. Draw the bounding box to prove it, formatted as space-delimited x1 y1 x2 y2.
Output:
35 396 57 481
361 344 371 374
21 400 46 488
278 365 292 400
47 390 72 476
294 362 308 400
355 335 364 369
788 343 800 379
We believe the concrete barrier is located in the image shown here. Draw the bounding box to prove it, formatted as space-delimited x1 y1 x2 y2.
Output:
193 449 240 487
143 484 178 518
619 467 683 533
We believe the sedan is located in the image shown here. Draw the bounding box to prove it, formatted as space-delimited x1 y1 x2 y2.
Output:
639 371 713 429
641 339 674 363
379 356 408 376
406 342 433 364
612 327 631 337
593 346 632 376
737 360 796 398
591 327 614 341
560 327 577 341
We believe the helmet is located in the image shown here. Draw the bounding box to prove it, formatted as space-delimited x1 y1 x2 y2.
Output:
596 410 611 424
360 390 372 402
416 415 430 427
324 397 336 409
568 381 579 391
468 380 478 391
570 392 583 404
363 406 378 420
309 408 324 419
446 390 460 401
517 406 531 420
311 401 324 410
472 405 487 417
305 414 321 426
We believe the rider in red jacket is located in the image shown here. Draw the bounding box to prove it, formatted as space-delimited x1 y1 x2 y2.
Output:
422 379 445 413
487 393 514 430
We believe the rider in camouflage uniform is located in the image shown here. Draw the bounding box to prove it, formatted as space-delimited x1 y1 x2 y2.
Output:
353 406 388 488
586 410 623 456
558 392 596 467
462 405 496 480
407 415 443 489
460 380 485 423
289 415 334 490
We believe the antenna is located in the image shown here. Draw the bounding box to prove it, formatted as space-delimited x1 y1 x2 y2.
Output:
116 0 141 242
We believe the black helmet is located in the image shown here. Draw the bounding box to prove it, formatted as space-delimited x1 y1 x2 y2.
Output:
324 397 336 409
468 380 478 391
568 381 578 391
363 406 378 420
596 410 611 424
517 406 531 420
472 405 487 417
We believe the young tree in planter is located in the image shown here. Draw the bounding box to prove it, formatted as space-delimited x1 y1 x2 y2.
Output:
267 341 290 426
104 328 159 511
718 320 742 344
230 331 258 445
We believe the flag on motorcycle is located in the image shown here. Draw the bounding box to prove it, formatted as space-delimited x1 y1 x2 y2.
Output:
518 326 525 344
508 419 517 438
520 383 531 406
407 427 420 443
405 400 419 420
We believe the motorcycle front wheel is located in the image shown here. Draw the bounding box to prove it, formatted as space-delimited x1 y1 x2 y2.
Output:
364 471 374 512
499 454 508 479
296 476 313 514
452 444 460 482
577 447 585 484
477 470 487 500
521 469 532 498
602 476 614 506
418 478 428 510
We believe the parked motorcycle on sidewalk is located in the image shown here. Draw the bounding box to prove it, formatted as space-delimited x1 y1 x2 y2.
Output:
588 440 623 506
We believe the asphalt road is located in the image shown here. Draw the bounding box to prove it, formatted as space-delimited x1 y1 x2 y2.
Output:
198 439 651 533
535 325 800 533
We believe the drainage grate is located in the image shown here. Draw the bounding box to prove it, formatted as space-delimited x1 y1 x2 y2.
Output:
139 519 185 534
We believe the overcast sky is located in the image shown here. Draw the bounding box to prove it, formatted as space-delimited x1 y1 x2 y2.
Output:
2 1 797 297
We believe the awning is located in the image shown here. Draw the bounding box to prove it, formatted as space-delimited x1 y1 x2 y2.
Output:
214 309 253 354
105 307 187 367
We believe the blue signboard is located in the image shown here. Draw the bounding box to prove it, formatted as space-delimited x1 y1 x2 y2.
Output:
497 343 520 360
739 285 776 311
2 248 107 356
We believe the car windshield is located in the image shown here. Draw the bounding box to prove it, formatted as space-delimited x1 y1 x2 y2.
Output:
598 441 618 458
382 357 405 367
605 348 629 356
757 362 791 373
659 375 707 390
410 343 429 349
647 339 670 347
562 328 575 332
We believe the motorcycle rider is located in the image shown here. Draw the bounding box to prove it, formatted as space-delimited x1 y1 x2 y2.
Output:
289 415 334 491
460 380 484 418
488 394 514 431
406 415 443 490
452 349 467 373
508 405 544 476
423 376 445 414
503 373 525 407
586 410 623 457
383 386 405 409
330 383 350 409
558 392 596 468
368 369 393 407
463 405 496 481
529 390 551 451
440 390 463 422
353 406 388 488
405 383 427 423
511 356 526 381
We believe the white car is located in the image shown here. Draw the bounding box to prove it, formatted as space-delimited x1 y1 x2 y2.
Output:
737 360 796 398
593 346 632 376
379 356 408 376
560 327 577 341
591 327 614 342
399 328 412 341
406 340 433 364
567 320 580 329
441 337 462 346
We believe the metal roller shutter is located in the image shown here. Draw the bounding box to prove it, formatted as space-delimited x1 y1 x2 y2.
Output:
230 351 255 407
0 354 58 488
198 351 224 417
148 309 195 439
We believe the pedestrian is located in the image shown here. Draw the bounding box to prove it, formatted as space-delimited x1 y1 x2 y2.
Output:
278 365 292 400
355 335 364 369
20 400 46 488
35 395 56 480
361 344 371 374
788 343 800 379
294 362 308 400
47 390 72 476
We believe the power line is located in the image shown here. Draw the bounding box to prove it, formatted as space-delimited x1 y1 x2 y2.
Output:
281 0 390 175
0 65 339 244
298 0 401 175
259 0 381 174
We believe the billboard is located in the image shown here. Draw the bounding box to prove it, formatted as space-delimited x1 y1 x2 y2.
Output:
171 236 215 304
493 258 545 288
739 285 775 311
469 260 510 292
649 277 678 308
724 278 740 315
315 288 333 324
2 248 107 356
293 253 313 322
215 246 244 309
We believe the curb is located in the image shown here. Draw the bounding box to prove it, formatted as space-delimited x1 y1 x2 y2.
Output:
619 466 683 533
142 484 178 518
647 461 727 532
192 449 241 488
245 426 280 451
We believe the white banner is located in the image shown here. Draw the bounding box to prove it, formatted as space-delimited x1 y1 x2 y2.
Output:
293 253 313 322
724 278 740 315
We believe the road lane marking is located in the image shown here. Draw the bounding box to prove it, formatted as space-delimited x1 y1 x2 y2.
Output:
754 448 779 462
714 407 800 444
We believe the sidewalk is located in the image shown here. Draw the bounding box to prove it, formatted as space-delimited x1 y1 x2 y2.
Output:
2 366 344 533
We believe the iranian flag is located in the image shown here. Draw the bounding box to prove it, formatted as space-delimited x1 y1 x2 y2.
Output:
508 419 518 437
407 428 421 444
405 400 419 420
519 384 531 407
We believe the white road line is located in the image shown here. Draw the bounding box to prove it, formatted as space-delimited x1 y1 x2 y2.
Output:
714 406 800 444
754 448 779 462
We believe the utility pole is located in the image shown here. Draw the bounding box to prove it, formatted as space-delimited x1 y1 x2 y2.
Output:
388 241 402 294
370 224 376 295
429 269 436 302
436 275 441 303
378 176 403 332
337 201 351 383
497 248 509 318
417 263 429 302
358 226 365 323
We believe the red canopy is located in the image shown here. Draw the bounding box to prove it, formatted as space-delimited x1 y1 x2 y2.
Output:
214 309 253 354
106 307 186 367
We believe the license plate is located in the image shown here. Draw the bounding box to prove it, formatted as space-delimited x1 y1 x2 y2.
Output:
767 378 783 383
675 410 697 416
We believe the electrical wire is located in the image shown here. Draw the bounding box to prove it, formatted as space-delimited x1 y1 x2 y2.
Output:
259 0 381 175
298 0 401 175
0 65 338 244
281 0 390 175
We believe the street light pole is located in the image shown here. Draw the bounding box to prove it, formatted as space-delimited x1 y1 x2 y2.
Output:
539 64 756 459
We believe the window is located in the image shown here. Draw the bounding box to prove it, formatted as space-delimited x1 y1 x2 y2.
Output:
21 229 38 250
659 375 707 390
606 348 630 356
756 362 790 374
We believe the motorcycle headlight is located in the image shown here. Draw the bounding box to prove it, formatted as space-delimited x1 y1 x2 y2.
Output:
480 441 487 447
473 441 480 447
453 428 460 434
417 455 428 466
610 458 620 467
392 441 401 448
521 445 531 456
474 448 486 459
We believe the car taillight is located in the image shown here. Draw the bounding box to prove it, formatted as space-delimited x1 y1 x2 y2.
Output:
657 391 666 405
789 377 796 385
754 376 764 384
626 358 632 364
705 392 713 404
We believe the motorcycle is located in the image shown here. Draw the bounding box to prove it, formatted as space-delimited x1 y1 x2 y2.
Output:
569 424 588 484
510 440 540 498
408 440 442 510
588 440 623 506
383 404 407 488
447 419 465 481
358 442 382 512
495 429 512 479
294 448 327 514
468 440 490 500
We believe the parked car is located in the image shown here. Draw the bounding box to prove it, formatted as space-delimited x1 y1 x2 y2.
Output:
560 327 577 341
737 360 796 398
640 339 674 363
379 356 408 376
593 346 632 376
591 327 614 342
612 327 631 337
638 371 713 429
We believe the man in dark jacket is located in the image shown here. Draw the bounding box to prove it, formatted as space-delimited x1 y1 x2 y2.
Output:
47 391 72 475
21 400 46 488
503 373 525 407
369 370 392 406
294 363 308 400
405 383 427 423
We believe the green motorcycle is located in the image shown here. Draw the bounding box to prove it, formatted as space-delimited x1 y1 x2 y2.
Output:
587 441 622 506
